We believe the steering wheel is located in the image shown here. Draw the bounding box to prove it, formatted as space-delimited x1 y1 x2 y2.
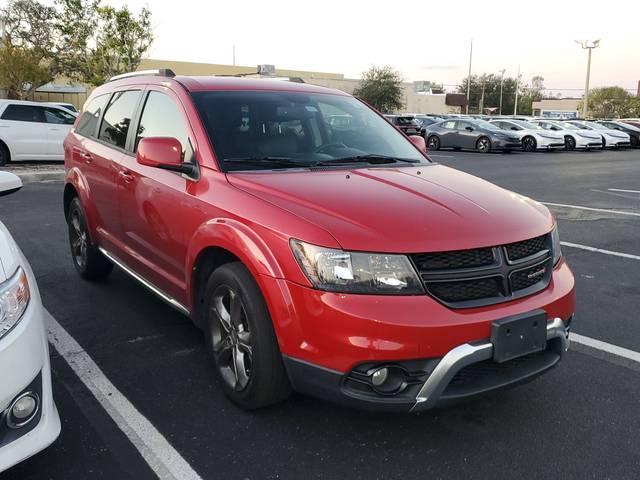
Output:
314 142 348 154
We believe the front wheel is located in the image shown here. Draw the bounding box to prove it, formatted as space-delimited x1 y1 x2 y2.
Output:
427 135 440 151
0 143 10 166
564 136 576 151
476 136 492 153
67 197 113 280
601 137 606 150
204 262 290 409
522 136 537 152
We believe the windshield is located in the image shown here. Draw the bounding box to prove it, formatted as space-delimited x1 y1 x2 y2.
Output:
586 122 609 131
557 121 580 130
474 120 503 131
511 120 543 130
396 116 420 126
192 91 427 171
567 121 593 130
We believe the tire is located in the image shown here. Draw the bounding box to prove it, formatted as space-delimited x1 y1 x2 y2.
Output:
204 262 290 409
475 136 491 153
564 136 576 151
0 143 10 166
427 135 440 151
632 136 640 148
67 197 113 280
601 137 606 150
522 136 537 152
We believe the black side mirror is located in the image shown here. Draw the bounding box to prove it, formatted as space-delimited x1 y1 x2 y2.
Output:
465 126 473 132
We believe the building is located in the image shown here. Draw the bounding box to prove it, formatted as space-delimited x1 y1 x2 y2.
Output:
531 98 580 118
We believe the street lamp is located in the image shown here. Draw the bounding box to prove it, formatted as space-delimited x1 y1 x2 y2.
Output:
498 69 506 115
575 39 600 118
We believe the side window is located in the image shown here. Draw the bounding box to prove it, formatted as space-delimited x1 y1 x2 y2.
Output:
44 107 76 125
442 121 456 129
76 94 110 138
98 91 141 149
135 91 193 162
1 104 46 123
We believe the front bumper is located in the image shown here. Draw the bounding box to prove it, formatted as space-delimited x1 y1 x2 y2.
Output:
537 137 565 149
493 139 522 150
0 262 60 472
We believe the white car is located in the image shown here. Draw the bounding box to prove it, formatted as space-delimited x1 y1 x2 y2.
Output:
0 172 60 472
0 100 77 165
530 119 603 150
489 119 565 152
565 120 631 149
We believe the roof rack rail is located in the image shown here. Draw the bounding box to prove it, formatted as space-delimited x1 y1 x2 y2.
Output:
109 69 176 82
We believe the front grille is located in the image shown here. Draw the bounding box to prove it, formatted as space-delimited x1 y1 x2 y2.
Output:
410 234 552 308
505 234 547 261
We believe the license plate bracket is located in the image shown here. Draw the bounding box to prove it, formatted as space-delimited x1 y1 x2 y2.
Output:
491 310 547 363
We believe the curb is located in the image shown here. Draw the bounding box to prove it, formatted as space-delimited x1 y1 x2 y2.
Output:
13 170 65 184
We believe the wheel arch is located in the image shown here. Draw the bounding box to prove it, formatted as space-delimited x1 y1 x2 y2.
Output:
64 167 100 243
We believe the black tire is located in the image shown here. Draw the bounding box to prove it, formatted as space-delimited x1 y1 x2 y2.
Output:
67 197 113 280
632 136 640 148
0 143 10 166
564 136 576 151
476 136 492 153
427 135 440 151
601 137 606 150
522 136 537 152
204 262 290 409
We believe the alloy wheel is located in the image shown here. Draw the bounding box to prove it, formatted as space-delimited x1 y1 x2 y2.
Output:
427 136 440 150
210 285 253 391
523 137 537 152
565 136 576 151
69 210 88 269
477 138 490 153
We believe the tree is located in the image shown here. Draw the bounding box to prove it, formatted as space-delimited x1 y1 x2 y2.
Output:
577 86 636 118
353 66 404 113
458 74 548 115
0 0 58 97
56 0 153 86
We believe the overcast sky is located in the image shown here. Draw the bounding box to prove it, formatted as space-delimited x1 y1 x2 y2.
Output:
95 0 640 94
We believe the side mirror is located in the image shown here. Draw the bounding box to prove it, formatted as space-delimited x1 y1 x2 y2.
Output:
465 126 474 132
408 135 427 153
510 127 519 131
136 137 194 174
0 172 22 197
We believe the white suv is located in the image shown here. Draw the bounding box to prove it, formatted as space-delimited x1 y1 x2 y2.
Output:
0 100 77 165
0 172 60 472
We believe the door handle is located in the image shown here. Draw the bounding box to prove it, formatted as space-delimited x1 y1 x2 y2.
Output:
81 152 92 164
119 170 135 183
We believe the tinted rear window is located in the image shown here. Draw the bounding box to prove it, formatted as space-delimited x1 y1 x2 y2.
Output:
76 94 111 138
98 91 142 149
1 104 45 123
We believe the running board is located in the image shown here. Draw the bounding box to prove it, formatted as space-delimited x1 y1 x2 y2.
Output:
98 247 190 316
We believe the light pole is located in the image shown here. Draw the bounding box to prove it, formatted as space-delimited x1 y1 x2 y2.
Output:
465 38 473 114
575 39 600 118
513 65 521 116
498 69 506 115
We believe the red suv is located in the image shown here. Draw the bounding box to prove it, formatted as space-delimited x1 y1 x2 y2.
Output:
63 70 575 412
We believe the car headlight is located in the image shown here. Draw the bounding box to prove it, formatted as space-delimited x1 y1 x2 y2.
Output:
290 240 424 294
0 267 31 340
551 225 562 266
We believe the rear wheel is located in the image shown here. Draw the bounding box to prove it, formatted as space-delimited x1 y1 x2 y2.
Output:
204 262 290 409
67 197 113 280
601 137 606 149
427 135 440 151
476 136 491 153
631 135 639 148
564 136 576 151
0 143 10 166
522 136 537 152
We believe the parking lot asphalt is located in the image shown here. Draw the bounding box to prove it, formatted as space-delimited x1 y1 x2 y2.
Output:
1 149 639 479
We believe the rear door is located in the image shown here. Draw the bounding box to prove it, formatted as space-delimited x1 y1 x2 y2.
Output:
0 104 49 160
438 120 457 147
43 106 76 159
116 87 196 303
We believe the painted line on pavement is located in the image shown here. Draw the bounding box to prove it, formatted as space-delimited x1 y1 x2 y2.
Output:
561 241 640 261
571 333 640 365
46 310 203 480
608 188 640 194
543 202 640 218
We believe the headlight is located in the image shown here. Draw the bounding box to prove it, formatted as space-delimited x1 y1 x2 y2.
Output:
551 225 562 266
0 267 31 340
290 240 424 294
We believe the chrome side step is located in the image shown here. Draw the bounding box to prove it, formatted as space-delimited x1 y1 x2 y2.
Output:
98 247 190 316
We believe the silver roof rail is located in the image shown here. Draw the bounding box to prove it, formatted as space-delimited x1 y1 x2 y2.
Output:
109 69 176 82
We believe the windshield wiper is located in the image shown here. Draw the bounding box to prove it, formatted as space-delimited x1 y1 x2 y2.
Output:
315 154 421 166
223 156 312 169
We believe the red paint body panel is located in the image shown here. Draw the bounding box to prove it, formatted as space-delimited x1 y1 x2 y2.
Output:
64 75 576 385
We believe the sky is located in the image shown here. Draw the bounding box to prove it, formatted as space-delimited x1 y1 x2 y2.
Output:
24 0 640 95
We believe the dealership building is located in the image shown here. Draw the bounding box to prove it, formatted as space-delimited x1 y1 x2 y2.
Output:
531 98 581 118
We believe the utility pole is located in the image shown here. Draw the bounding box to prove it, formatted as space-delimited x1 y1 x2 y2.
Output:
575 40 600 118
498 69 506 115
465 38 473 114
479 75 486 114
513 65 521 116
232 45 236 66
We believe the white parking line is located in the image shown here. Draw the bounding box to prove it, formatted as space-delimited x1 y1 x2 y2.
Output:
561 241 640 261
427 154 455 158
543 202 640 218
608 188 640 194
46 310 203 480
572 333 640 364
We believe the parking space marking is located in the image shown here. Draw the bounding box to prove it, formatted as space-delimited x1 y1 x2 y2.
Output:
427 154 455 158
572 333 640 364
46 310 203 480
543 202 640 217
608 188 640 194
561 241 640 261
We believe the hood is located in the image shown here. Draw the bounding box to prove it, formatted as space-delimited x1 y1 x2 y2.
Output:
227 165 553 253
576 129 601 139
0 222 20 282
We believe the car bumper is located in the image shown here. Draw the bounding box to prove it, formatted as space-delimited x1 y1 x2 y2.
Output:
0 265 60 472
264 259 575 412
575 137 602 148
538 138 565 149
493 140 522 150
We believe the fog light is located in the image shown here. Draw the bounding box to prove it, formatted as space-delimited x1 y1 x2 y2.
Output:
7 392 39 428
371 368 389 387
